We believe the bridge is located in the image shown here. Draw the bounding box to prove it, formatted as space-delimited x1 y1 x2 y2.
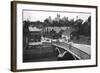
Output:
52 42 91 60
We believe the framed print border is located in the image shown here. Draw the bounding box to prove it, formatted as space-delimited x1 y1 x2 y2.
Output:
11 1 98 72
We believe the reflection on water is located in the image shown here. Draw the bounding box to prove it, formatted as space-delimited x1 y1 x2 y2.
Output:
23 42 77 62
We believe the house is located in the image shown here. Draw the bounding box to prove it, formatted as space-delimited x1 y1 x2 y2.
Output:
62 30 70 42
28 26 42 44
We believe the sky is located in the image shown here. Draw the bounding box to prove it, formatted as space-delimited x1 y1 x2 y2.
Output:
23 10 91 22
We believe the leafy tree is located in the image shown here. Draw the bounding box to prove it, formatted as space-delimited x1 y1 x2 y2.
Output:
23 20 30 36
81 16 91 36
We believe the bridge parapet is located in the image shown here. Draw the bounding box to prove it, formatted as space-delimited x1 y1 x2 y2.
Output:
52 42 91 60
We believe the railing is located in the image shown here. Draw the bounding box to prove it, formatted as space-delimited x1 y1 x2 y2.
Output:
52 42 91 60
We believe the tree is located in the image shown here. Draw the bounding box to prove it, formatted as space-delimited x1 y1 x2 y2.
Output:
23 20 30 49
70 19 83 39
23 20 30 36
82 16 91 36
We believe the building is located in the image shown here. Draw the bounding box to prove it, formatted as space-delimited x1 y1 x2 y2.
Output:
62 29 71 42
28 26 42 45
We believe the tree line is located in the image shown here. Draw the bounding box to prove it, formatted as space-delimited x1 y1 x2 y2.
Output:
23 15 91 38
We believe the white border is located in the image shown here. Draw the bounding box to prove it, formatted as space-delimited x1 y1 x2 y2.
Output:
17 3 96 69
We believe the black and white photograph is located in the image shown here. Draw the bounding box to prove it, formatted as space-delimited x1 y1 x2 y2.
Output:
23 10 91 62
11 1 97 71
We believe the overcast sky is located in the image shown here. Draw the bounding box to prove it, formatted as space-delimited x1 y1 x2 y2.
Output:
23 10 91 22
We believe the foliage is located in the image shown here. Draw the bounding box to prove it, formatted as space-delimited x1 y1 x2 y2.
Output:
23 15 91 39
